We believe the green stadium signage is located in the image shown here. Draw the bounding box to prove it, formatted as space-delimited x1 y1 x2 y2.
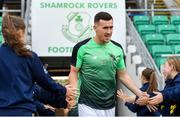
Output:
48 46 73 54
40 2 117 9
32 0 125 56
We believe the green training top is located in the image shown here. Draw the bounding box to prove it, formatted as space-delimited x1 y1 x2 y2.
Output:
71 38 125 109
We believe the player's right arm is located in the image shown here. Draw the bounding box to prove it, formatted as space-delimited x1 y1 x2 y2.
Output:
68 65 79 89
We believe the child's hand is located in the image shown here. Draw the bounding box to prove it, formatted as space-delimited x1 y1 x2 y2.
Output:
117 89 129 102
66 96 76 109
148 91 163 105
65 84 78 98
44 104 56 112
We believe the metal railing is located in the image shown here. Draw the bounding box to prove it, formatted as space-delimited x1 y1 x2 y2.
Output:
24 0 32 46
0 9 21 13
126 0 180 15
127 9 180 16
126 14 164 90
0 0 26 17
25 0 31 22
126 9 180 12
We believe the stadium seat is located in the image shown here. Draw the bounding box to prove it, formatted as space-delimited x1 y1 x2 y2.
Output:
170 15 180 25
154 4 166 9
152 16 169 25
166 34 180 45
0 17 2 24
127 45 136 53
133 16 150 26
137 25 156 35
157 25 176 34
132 55 142 65
144 34 165 45
150 45 173 57
173 45 180 54
0 35 3 44
177 25 180 33
155 57 167 69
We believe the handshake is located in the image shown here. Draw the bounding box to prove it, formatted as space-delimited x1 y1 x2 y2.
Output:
117 89 164 112
65 85 79 110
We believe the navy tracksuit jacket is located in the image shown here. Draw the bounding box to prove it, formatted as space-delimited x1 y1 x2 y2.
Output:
0 44 67 115
125 83 160 116
160 79 174 116
161 73 180 116
34 83 67 116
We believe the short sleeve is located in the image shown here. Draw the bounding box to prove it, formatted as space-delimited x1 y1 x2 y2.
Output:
117 49 125 70
71 38 90 68
75 47 84 68
71 44 84 68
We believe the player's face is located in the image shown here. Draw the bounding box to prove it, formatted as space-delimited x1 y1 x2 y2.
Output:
94 19 113 44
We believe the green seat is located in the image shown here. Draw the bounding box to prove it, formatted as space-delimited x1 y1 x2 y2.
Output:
152 16 169 25
0 17 2 24
144 34 165 45
173 45 180 54
137 25 156 35
177 25 180 33
170 15 180 25
0 35 3 44
150 45 173 57
157 25 176 34
133 16 150 26
155 57 167 69
166 34 180 45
